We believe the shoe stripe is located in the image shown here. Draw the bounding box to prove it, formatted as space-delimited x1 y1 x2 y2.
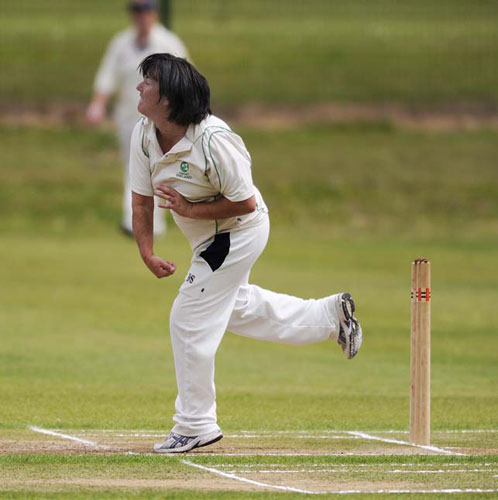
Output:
166 432 197 450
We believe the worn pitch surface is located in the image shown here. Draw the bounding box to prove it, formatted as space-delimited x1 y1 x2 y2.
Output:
1 428 497 496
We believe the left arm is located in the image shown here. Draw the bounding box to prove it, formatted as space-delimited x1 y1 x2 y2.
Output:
155 185 256 219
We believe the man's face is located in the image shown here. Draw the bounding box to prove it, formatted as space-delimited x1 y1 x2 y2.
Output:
131 9 157 34
137 76 167 118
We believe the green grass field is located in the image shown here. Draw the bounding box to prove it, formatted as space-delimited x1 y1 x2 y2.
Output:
1 123 497 237
0 230 497 497
1 229 497 430
1 0 497 495
1 123 497 497
1 0 497 106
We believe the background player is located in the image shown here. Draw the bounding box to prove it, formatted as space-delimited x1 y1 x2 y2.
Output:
86 0 189 236
130 54 363 453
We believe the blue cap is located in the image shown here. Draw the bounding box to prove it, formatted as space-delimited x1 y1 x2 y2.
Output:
128 0 158 12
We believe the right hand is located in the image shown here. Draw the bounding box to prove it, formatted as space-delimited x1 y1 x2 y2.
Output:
145 255 176 279
85 102 105 125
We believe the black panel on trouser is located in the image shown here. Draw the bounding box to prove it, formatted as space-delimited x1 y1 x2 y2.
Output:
200 232 231 272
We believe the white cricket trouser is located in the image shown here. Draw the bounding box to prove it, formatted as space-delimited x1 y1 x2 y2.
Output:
169 216 341 437
117 119 166 235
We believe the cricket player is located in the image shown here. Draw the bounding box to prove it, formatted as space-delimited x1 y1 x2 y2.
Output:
130 54 363 453
86 0 188 236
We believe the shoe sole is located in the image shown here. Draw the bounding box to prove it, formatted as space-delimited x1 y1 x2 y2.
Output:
194 432 223 450
340 292 355 321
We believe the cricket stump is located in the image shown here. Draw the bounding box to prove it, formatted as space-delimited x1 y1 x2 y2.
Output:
410 258 431 445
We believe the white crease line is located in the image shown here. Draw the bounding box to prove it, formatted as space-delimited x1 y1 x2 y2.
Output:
388 469 497 474
24 428 449 458
78 430 162 434
182 462 498 496
29 427 481 459
223 470 335 474
181 459 320 495
29 427 144 455
330 488 498 495
74 428 498 436
75 428 498 433
234 468 498 474
191 452 411 457
371 429 498 435
26 428 497 495
226 434 355 439
77 429 346 435
29 426 101 447
232 430 351 435
78 432 353 439
100 433 163 438
214 463 495 468
234 429 498 435
348 431 465 456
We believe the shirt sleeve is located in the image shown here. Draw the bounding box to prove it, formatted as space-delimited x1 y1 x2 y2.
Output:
129 121 154 197
94 35 121 95
205 130 255 202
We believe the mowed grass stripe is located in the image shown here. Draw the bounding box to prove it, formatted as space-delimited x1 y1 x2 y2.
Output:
1 229 497 431
1 0 497 105
1 124 497 237
1 453 497 496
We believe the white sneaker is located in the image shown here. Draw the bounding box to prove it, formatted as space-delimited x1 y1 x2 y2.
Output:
335 292 363 359
153 430 223 454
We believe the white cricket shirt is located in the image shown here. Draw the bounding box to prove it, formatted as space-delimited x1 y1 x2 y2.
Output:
94 24 188 124
130 115 268 250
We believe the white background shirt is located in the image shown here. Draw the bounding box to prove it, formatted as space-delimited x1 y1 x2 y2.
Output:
130 115 268 249
94 24 188 124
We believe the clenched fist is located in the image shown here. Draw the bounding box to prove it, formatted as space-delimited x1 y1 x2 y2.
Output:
145 255 176 279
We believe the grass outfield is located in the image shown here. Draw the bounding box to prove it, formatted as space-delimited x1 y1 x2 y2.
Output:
1 0 497 106
1 123 497 237
1 230 497 429
0 231 497 497
1 123 497 496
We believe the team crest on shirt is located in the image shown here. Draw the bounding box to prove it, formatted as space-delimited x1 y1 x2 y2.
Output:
177 161 192 179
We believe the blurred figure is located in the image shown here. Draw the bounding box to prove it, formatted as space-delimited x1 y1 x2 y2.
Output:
86 0 189 236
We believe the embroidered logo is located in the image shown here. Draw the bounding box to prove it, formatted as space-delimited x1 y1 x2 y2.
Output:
186 273 195 284
177 161 192 179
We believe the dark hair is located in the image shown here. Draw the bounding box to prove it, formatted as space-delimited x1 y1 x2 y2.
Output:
139 53 211 126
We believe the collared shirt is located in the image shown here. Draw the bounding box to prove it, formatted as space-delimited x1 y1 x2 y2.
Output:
94 24 188 124
130 114 268 250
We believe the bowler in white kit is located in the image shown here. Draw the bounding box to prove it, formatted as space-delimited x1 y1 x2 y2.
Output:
130 54 363 453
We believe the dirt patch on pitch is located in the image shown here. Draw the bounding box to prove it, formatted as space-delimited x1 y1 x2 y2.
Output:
1 428 489 456
0 478 258 493
0 433 79 455
0 477 416 495
0 435 456 457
